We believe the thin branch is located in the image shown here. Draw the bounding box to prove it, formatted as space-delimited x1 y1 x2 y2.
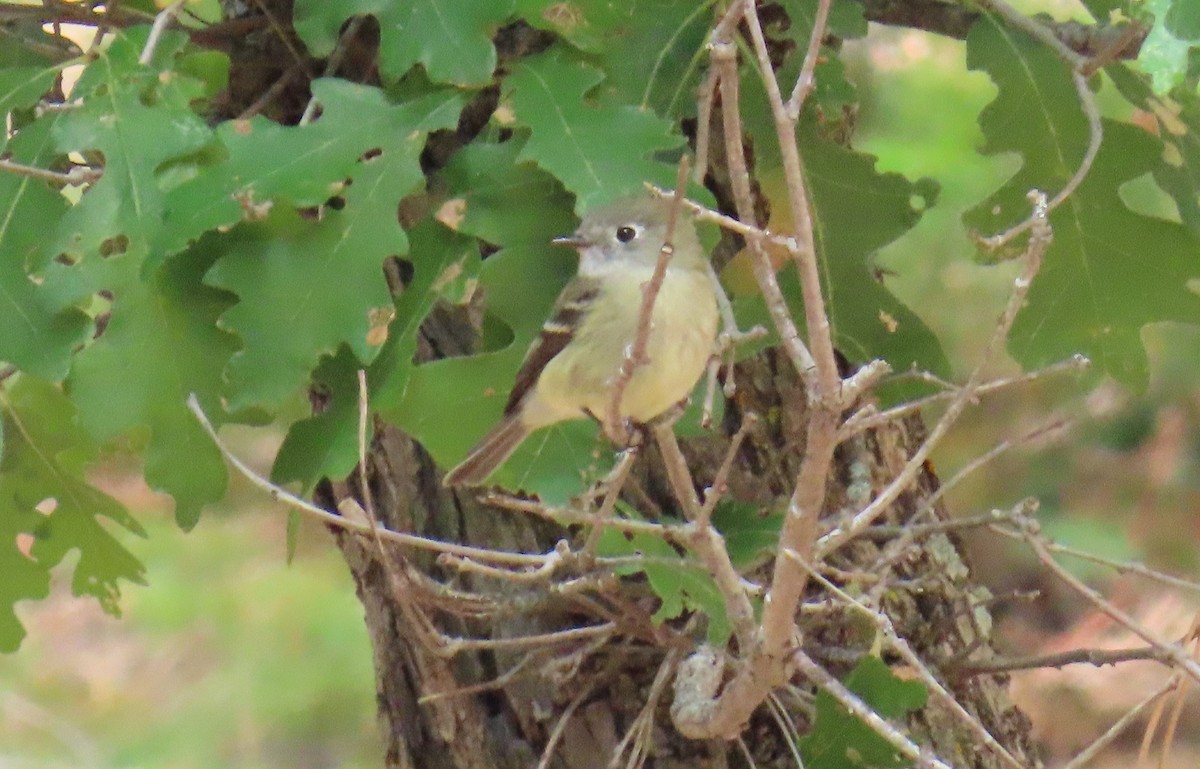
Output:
910 415 1072 521
954 645 1177 677
979 72 1101 250
0 158 100 186
582 443 641 556
138 0 187 65
990 526 1200 595
450 622 616 653
652 419 757 647
609 645 685 769
818 191 1052 559
537 675 604 769
299 15 367 125
793 651 957 769
699 413 757 520
708 36 818 380
187 393 555 567
1060 677 1178 769
858 0 1148 63
784 0 832 119
741 1 839 400
1007 512 1200 685
842 354 1089 437
787 549 1026 769
605 157 690 444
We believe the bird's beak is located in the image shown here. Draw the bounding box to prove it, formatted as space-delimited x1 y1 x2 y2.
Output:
552 234 589 249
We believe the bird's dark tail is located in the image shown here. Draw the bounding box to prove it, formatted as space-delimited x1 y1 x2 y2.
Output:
442 416 530 487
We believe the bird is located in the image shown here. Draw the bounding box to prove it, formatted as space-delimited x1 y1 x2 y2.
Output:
442 195 719 487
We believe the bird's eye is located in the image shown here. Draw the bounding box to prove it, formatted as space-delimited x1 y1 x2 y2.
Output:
615 225 638 243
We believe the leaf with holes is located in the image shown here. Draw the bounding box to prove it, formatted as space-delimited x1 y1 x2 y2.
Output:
66 238 238 529
45 30 212 272
160 79 463 258
0 117 91 381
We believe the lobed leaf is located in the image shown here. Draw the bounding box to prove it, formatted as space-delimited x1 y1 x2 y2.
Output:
294 0 515 87
0 377 146 652
966 17 1200 387
503 47 685 210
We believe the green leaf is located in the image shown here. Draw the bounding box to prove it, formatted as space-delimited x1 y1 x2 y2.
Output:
1106 63 1200 236
205 81 459 412
799 656 928 769
1138 0 1200 94
294 0 515 87
517 0 714 117
597 516 732 645
275 220 483 488
0 63 59 118
713 501 782 568
161 80 463 257
66 238 238 529
1167 0 1200 39
0 118 91 380
798 127 946 382
503 47 685 209
46 30 212 271
437 137 578 247
966 17 1200 387
0 376 146 652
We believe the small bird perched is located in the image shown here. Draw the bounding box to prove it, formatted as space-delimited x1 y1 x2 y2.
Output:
442 195 719 487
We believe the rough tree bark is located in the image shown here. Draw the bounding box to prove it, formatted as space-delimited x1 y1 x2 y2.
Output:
213 2 1043 767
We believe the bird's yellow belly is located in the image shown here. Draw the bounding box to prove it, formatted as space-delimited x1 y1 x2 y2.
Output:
532 267 717 426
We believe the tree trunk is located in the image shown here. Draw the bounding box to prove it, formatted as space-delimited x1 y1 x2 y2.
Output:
312 328 1039 768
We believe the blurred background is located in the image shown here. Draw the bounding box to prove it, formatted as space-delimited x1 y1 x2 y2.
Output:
5 10 1199 769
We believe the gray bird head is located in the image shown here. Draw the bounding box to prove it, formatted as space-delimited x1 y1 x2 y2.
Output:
554 196 706 276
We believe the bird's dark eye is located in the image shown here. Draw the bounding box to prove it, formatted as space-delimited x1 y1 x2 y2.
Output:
615 225 638 243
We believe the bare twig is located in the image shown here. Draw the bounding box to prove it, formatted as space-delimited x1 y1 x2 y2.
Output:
609 645 686 769
841 354 1089 437
741 2 839 399
1061 677 1178 769
699 413 757 520
187 393 557 567
954 645 1176 677
138 0 187 65
1005 512 1200 684
299 15 367 125
653 419 757 647
978 72 1101 250
910 416 1072 522
582 443 641 556
784 0 832 119
0 158 100 186
990 526 1200 595
537 675 604 769
818 191 1052 559
787 549 1026 769
793 651 957 769
709 37 818 380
